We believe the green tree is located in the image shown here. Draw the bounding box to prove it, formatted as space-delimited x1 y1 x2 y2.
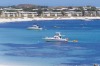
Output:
87 6 96 11
23 8 33 12
0 10 2 17
37 8 43 16
78 7 85 16
7 10 17 12
61 10 65 16
87 6 97 16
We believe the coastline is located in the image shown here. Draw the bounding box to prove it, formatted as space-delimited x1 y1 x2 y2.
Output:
0 17 100 23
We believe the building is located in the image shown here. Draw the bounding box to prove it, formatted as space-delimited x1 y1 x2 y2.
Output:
84 11 97 16
1 11 18 18
1 11 38 18
64 12 72 17
0 6 100 18
42 11 62 17
18 11 38 18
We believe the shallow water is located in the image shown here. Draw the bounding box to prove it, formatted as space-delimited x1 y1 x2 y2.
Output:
0 20 100 66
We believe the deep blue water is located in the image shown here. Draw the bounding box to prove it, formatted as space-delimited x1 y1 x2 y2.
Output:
0 20 100 66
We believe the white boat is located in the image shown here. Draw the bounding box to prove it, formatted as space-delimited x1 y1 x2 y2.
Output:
27 25 42 30
81 18 92 21
44 32 68 42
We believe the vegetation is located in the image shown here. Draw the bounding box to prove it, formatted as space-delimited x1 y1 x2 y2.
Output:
0 10 2 15
37 8 43 16
87 6 97 11
61 11 65 16
78 7 85 16
23 8 34 12
0 4 99 17
7 10 17 12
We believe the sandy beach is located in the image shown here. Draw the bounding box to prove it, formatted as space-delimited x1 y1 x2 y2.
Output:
0 17 100 23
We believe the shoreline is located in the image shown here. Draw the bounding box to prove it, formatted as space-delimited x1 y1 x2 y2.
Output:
0 17 100 23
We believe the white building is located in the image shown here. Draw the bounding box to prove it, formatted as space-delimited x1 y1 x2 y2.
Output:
1 11 38 18
42 11 62 17
64 12 72 17
84 11 97 16
19 11 38 18
64 11 82 17
1 11 18 18
72 12 82 16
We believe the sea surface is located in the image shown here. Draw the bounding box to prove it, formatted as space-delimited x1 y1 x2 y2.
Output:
0 19 100 66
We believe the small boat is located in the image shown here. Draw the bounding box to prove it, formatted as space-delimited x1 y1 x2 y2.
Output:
27 25 42 30
81 18 92 21
44 32 68 42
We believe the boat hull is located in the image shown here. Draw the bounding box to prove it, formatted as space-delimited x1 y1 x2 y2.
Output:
44 37 68 42
27 27 42 30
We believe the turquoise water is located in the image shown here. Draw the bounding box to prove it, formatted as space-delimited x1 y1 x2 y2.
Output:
0 20 100 66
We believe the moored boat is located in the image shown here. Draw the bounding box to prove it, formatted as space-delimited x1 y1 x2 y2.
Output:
27 25 42 30
44 32 68 42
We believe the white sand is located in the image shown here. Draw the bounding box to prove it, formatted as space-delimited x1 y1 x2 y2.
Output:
0 17 100 23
